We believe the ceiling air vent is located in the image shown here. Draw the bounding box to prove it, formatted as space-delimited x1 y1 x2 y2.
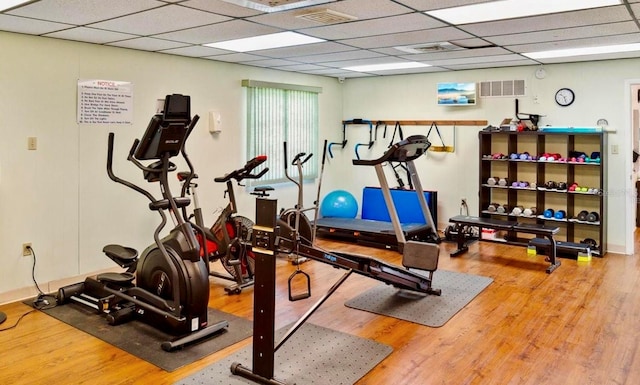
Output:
394 42 465 54
480 80 526 98
297 9 358 24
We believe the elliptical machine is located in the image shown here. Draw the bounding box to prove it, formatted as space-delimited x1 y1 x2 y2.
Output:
58 94 228 351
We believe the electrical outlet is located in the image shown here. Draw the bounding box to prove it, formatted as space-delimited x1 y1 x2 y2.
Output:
22 243 32 257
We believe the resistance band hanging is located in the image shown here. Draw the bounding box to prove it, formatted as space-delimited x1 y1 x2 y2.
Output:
426 122 454 152
384 121 404 148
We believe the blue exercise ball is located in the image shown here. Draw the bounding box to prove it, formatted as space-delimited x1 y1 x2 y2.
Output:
321 190 358 218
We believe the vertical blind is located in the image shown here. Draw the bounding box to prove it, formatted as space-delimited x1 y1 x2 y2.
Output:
244 80 320 185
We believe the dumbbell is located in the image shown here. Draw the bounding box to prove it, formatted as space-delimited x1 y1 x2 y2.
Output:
544 181 557 190
511 206 524 216
487 177 498 185
577 210 589 221
554 210 566 220
487 202 499 212
530 182 537 189
523 207 537 217
543 208 555 218
518 181 529 188
498 178 508 187
587 212 600 222
556 182 567 191
519 152 531 160
582 238 598 249
496 205 507 214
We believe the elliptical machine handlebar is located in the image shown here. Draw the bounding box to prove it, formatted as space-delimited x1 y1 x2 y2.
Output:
214 155 269 183
352 134 431 166
107 132 156 203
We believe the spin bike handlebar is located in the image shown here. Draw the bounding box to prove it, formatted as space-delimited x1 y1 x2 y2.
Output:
214 155 269 183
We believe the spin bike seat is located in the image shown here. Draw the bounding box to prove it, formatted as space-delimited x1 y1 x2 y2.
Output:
103 244 138 268
252 186 274 196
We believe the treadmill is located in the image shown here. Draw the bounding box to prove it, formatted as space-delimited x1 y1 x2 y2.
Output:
315 135 439 252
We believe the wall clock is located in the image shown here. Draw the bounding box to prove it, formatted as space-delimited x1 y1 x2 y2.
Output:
555 88 575 107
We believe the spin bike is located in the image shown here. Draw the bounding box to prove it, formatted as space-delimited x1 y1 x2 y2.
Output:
58 94 228 351
177 156 269 294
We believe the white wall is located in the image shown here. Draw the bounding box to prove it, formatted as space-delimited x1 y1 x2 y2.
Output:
0 31 343 302
336 61 638 254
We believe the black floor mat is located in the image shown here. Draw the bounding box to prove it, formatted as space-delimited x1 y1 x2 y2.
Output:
31 300 252 372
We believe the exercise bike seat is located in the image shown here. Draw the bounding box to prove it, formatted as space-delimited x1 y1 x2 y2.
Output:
252 186 274 197
177 171 197 181
149 197 191 211
103 244 138 268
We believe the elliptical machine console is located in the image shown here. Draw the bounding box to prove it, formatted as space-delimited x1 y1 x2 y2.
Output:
58 94 228 351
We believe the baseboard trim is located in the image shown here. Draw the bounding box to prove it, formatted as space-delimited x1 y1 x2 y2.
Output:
0 266 121 305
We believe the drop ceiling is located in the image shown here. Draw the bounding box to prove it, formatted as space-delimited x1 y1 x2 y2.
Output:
1 0 640 78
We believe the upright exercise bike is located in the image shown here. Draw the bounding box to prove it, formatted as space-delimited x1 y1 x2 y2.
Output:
58 94 228 351
177 156 269 294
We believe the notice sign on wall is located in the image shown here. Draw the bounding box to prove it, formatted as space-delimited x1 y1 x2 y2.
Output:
77 79 133 124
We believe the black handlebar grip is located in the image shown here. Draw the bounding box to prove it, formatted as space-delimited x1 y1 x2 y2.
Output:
301 153 313 165
292 152 306 165
321 139 328 166
107 133 115 170
129 139 139 157
283 142 288 170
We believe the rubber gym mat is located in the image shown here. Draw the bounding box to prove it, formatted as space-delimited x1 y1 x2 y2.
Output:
175 322 393 385
344 270 493 327
29 300 252 372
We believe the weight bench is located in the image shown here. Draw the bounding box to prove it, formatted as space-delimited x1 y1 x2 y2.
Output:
448 215 561 274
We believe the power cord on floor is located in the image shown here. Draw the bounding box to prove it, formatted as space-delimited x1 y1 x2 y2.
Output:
0 310 36 331
27 245 57 311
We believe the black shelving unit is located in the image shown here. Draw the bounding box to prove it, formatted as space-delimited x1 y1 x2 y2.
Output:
479 130 607 256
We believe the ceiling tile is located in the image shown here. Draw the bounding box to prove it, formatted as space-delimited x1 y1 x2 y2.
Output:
89 4 229 35
486 21 640 46
180 0 265 17
107 37 189 51
161 45 229 57
248 41 356 58
204 52 271 62
339 27 475 49
394 0 493 12
0 14 72 35
7 0 163 25
154 19 277 44
460 6 632 37
45 27 138 44
287 49 386 64
299 13 446 40
247 0 414 29
506 33 640 55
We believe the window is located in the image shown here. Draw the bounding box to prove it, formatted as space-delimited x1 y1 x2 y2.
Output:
243 80 321 185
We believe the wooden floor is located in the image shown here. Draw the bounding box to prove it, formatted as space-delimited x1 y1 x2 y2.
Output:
2 233 640 385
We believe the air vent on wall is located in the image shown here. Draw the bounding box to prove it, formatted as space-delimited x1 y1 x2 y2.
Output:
394 42 465 54
479 80 526 98
297 9 358 24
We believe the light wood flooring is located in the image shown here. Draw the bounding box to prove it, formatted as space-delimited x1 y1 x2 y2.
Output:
2 234 640 385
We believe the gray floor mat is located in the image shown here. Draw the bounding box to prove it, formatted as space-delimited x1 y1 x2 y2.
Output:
345 269 493 327
175 322 393 385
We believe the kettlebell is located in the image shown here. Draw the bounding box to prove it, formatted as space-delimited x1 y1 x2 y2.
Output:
543 208 555 218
